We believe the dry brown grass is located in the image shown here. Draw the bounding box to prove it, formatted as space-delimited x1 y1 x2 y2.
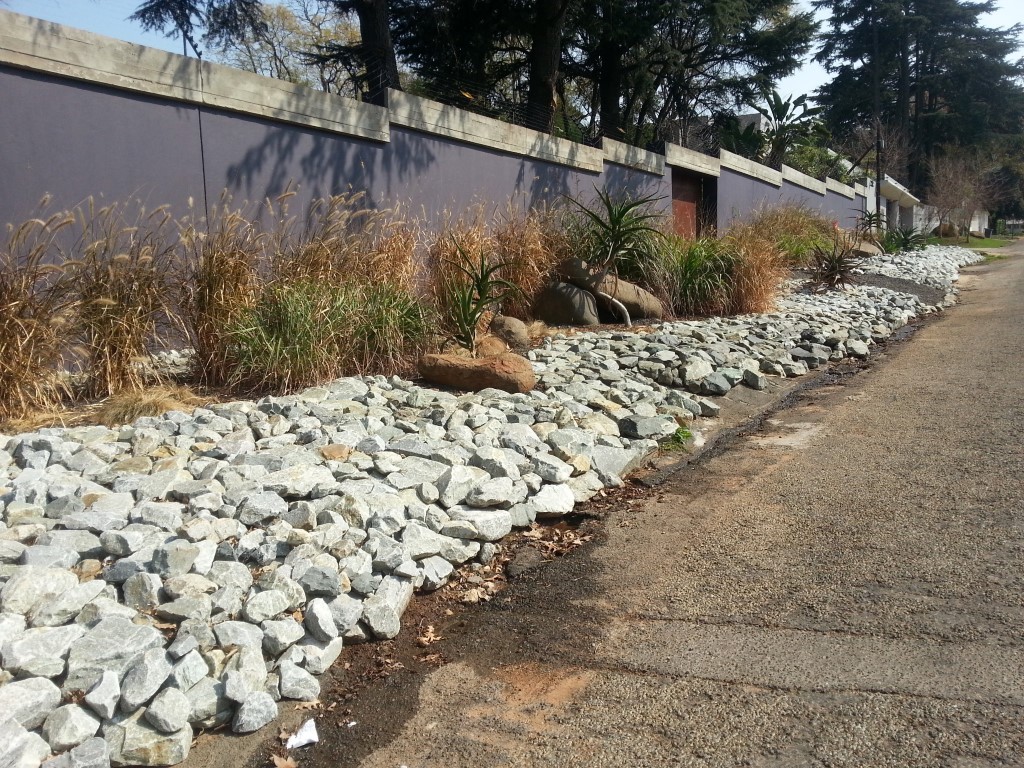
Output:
268 191 375 282
267 191 418 288
179 198 264 386
89 384 208 427
526 320 551 341
425 211 494 304
65 200 181 399
723 222 788 314
0 205 77 423
745 203 835 267
491 206 568 320
2 384 209 433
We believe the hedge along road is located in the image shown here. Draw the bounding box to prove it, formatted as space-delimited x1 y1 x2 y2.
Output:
228 248 1024 768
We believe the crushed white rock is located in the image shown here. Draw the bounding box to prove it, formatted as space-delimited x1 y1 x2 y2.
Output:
0 245 981 767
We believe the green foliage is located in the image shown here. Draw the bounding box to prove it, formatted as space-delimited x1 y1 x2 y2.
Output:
809 231 865 291
654 236 736 317
784 142 854 184
881 226 927 254
131 0 267 56
815 0 1024 193
855 212 885 247
569 188 665 277
719 119 765 160
226 279 432 394
662 424 695 452
440 239 520 355
755 90 824 169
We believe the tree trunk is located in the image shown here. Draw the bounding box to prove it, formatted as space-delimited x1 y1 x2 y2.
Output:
525 0 571 133
352 0 400 102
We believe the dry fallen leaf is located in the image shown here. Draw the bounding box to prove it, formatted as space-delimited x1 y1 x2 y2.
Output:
460 587 490 604
416 625 444 647
293 700 321 711
272 755 298 768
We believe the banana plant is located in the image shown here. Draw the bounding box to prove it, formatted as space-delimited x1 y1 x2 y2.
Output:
755 90 824 169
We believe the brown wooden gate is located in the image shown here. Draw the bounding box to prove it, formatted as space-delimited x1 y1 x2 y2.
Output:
672 169 700 239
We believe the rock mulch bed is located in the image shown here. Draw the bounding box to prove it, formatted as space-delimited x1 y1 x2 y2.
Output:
0 245 981 768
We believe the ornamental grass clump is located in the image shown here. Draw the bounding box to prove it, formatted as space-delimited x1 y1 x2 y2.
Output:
65 200 181 399
655 235 736 317
747 203 835 266
179 197 264 386
426 212 494 306
491 205 567 320
0 205 77 422
226 280 432 395
723 222 789 314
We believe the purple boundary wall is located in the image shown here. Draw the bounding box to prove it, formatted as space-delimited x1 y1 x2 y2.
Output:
825 190 863 228
0 8 867 242
0 63 668 231
716 167 782 231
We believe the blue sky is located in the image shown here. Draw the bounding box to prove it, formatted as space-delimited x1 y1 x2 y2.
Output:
5 0 1024 100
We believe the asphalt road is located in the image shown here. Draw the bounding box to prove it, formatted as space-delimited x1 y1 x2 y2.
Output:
302 247 1024 768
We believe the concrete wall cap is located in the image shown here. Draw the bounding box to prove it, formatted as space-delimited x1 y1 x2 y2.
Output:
718 149 782 186
664 144 721 177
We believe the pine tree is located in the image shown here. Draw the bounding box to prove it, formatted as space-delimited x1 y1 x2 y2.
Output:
814 0 1024 192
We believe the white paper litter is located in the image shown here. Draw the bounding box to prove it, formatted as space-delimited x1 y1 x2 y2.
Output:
286 719 319 749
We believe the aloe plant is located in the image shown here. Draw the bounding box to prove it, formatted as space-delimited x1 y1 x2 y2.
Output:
809 231 865 291
882 226 927 254
568 188 664 278
441 238 521 355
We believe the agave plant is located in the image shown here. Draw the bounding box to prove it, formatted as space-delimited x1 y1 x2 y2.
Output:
441 238 521 355
809 231 865 291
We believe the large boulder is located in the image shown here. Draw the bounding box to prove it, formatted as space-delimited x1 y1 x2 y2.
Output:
533 281 600 326
557 258 664 320
474 335 509 358
419 353 536 393
488 315 530 354
851 238 882 258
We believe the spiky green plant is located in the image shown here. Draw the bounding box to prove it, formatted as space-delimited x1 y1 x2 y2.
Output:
856 212 885 247
440 238 520 355
809 231 865 291
568 188 665 278
882 226 927 254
